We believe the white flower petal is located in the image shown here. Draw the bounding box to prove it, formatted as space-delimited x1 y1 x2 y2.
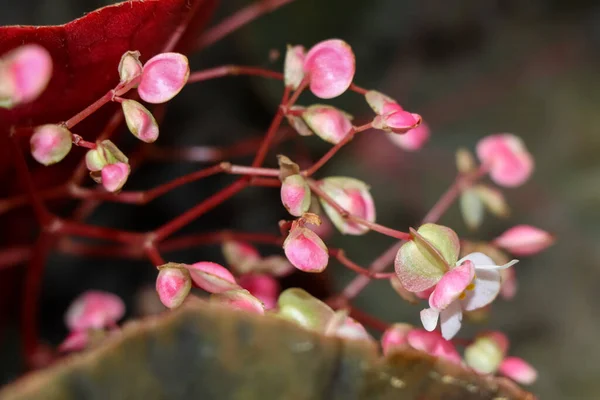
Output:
458 252 519 270
461 269 501 311
420 308 440 331
440 301 462 340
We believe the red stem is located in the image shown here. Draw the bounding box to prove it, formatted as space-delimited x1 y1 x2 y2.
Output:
21 233 53 368
188 65 283 83
330 249 395 279
252 87 291 167
57 220 143 244
196 0 296 50
145 245 165 266
152 179 249 241
64 91 113 129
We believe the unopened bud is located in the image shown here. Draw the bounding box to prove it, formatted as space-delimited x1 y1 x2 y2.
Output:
186 261 239 293
283 45 305 90
211 289 265 314
30 124 72 166
101 162 130 192
122 99 159 143
303 39 355 99
138 52 189 104
302 105 353 144
283 223 329 273
281 174 311 217
156 264 191 309
118 51 143 85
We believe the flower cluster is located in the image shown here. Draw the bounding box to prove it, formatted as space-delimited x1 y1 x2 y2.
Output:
8 33 550 391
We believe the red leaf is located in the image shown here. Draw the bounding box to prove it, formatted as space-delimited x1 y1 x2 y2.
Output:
0 0 217 128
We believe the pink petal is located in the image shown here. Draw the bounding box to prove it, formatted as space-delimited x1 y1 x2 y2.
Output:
439 300 463 340
186 262 238 293
388 121 430 151
460 269 501 311
0 44 52 107
318 177 375 235
476 134 534 187
30 124 72 166
429 260 475 310
303 39 355 99
58 330 89 353
211 289 265 315
138 52 189 104
499 356 538 385
156 266 191 309
283 45 306 90
281 174 311 217
238 274 280 310
381 323 413 356
364 90 400 115
302 105 353 144
65 290 125 331
101 162 130 192
420 308 440 331
222 240 261 274
493 225 554 256
407 329 462 364
283 226 329 272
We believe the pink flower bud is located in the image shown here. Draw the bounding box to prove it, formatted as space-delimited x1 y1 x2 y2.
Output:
85 148 107 172
301 105 353 144
373 110 421 134
365 90 400 115
239 274 280 310
499 357 537 385
101 162 130 192
121 99 159 143
281 174 311 217
0 44 52 108
303 39 355 99
476 134 534 187
493 225 554 256
464 335 505 374
156 265 191 309
283 223 329 273
211 289 265 315
283 45 305 90
252 255 295 277
406 329 462 364
65 290 125 331
318 177 375 235
118 51 143 85
138 52 189 104
186 261 239 293
334 316 371 341
222 240 261 274
276 288 335 332
381 323 413 356
387 121 430 151
456 147 476 174
58 330 89 353
96 140 129 165
460 188 484 230
30 124 72 166
395 224 460 292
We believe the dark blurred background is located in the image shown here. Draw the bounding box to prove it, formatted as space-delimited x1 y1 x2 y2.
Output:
2 0 600 398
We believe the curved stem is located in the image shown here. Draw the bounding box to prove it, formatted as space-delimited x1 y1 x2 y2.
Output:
188 65 283 83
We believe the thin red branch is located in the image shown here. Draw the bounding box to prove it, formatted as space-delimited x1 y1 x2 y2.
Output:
196 0 296 50
21 233 53 368
252 87 291 167
56 220 143 244
188 65 283 83
152 179 249 241
330 248 395 279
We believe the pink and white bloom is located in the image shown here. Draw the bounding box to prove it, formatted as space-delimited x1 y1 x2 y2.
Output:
281 174 311 217
283 221 329 273
388 121 430 151
185 261 239 293
0 44 52 108
301 105 353 144
476 134 534 187
65 290 125 332
238 273 280 310
303 39 355 99
283 45 305 90
420 253 518 339
138 52 189 104
101 162 130 192
317 177 375 235
156 265 191 309
30 124 72 166
121 99 159 143
493 225 554 256
373 110 422 134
